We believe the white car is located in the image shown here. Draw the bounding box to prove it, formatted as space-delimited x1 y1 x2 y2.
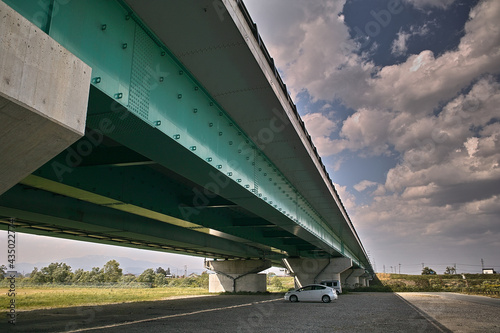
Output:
284 284 338 303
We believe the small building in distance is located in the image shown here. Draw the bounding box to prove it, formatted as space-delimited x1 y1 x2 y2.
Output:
482 268 496 274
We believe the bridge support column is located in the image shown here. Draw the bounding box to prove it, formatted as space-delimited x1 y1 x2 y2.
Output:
206 259 271 293
283 258 352 288
0 1 91 196
341 268 366 289
359 273 371 287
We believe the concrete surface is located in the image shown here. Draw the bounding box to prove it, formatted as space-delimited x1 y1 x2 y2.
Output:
0 1 91 195
284 257 353 288
209 273 267 293
4 292 499 332
342 268 366 288
207 260 271 293
397 292 500 333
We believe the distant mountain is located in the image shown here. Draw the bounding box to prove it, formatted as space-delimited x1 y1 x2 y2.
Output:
13 255 206 276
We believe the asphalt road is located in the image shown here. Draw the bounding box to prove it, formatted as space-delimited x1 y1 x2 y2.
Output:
397 292 500 333
2 292 499 332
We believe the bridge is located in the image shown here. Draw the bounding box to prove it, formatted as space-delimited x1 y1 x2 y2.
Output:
0 0 373 291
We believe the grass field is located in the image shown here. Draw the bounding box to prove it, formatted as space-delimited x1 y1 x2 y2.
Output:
1 286 210 311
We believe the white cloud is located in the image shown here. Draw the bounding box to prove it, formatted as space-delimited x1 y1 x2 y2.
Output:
391 24 431 56
302 112 337 137
391 29 411 56
464 137 479 157
333 182 357 212
354 180 379 192
278 0 500 118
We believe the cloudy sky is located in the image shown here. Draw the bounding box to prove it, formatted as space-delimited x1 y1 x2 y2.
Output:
2 0 499 275
244 0 500 274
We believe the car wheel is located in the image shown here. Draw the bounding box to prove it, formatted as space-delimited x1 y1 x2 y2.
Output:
322 295 331 303
290 295 298 302
336 290 340 295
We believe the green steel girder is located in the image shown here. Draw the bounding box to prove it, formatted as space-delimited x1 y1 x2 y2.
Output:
77 145 155 168
28 122 308 257
231 218 274 227
43 0 352 261
0 184 286 262
92 83 352 257
80 87 347 259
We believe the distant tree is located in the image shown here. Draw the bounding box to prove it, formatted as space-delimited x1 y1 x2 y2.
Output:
0 264 6 280
30 267 46 283
421 267 436 275
40 262 73 283
156 267 167 276
73 268 90 283
103 260 123 282
52 263 73 283
199 271 209 289
444 266 457 275
89 267 105 283
154 273 168 286
271 276 283 289
137 268 155 283
119 274 137 284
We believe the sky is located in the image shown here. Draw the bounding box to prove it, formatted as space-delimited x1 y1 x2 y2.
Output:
243 0 500 274
2 0 499 276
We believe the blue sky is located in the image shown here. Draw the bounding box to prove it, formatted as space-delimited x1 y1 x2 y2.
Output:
2 0 499 275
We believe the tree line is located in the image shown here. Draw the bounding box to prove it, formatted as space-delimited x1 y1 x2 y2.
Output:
0 260 208 288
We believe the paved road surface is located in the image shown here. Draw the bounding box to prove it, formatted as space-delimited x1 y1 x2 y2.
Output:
397 292 500 333
2 292 499 332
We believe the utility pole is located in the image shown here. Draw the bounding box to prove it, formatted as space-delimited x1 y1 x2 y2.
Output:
481 258 484 269
399 263 401 274
383 265 386 273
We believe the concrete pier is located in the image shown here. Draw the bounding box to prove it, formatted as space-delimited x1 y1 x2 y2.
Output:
283 257 353 288
206 259 272 293
341 268 367 289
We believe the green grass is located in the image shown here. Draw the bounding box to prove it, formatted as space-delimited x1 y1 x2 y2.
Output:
360 273 500 293
267 276 294 292
1 286 210 311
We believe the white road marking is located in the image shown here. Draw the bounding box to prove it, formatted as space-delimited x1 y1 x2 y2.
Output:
64 298 281 332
